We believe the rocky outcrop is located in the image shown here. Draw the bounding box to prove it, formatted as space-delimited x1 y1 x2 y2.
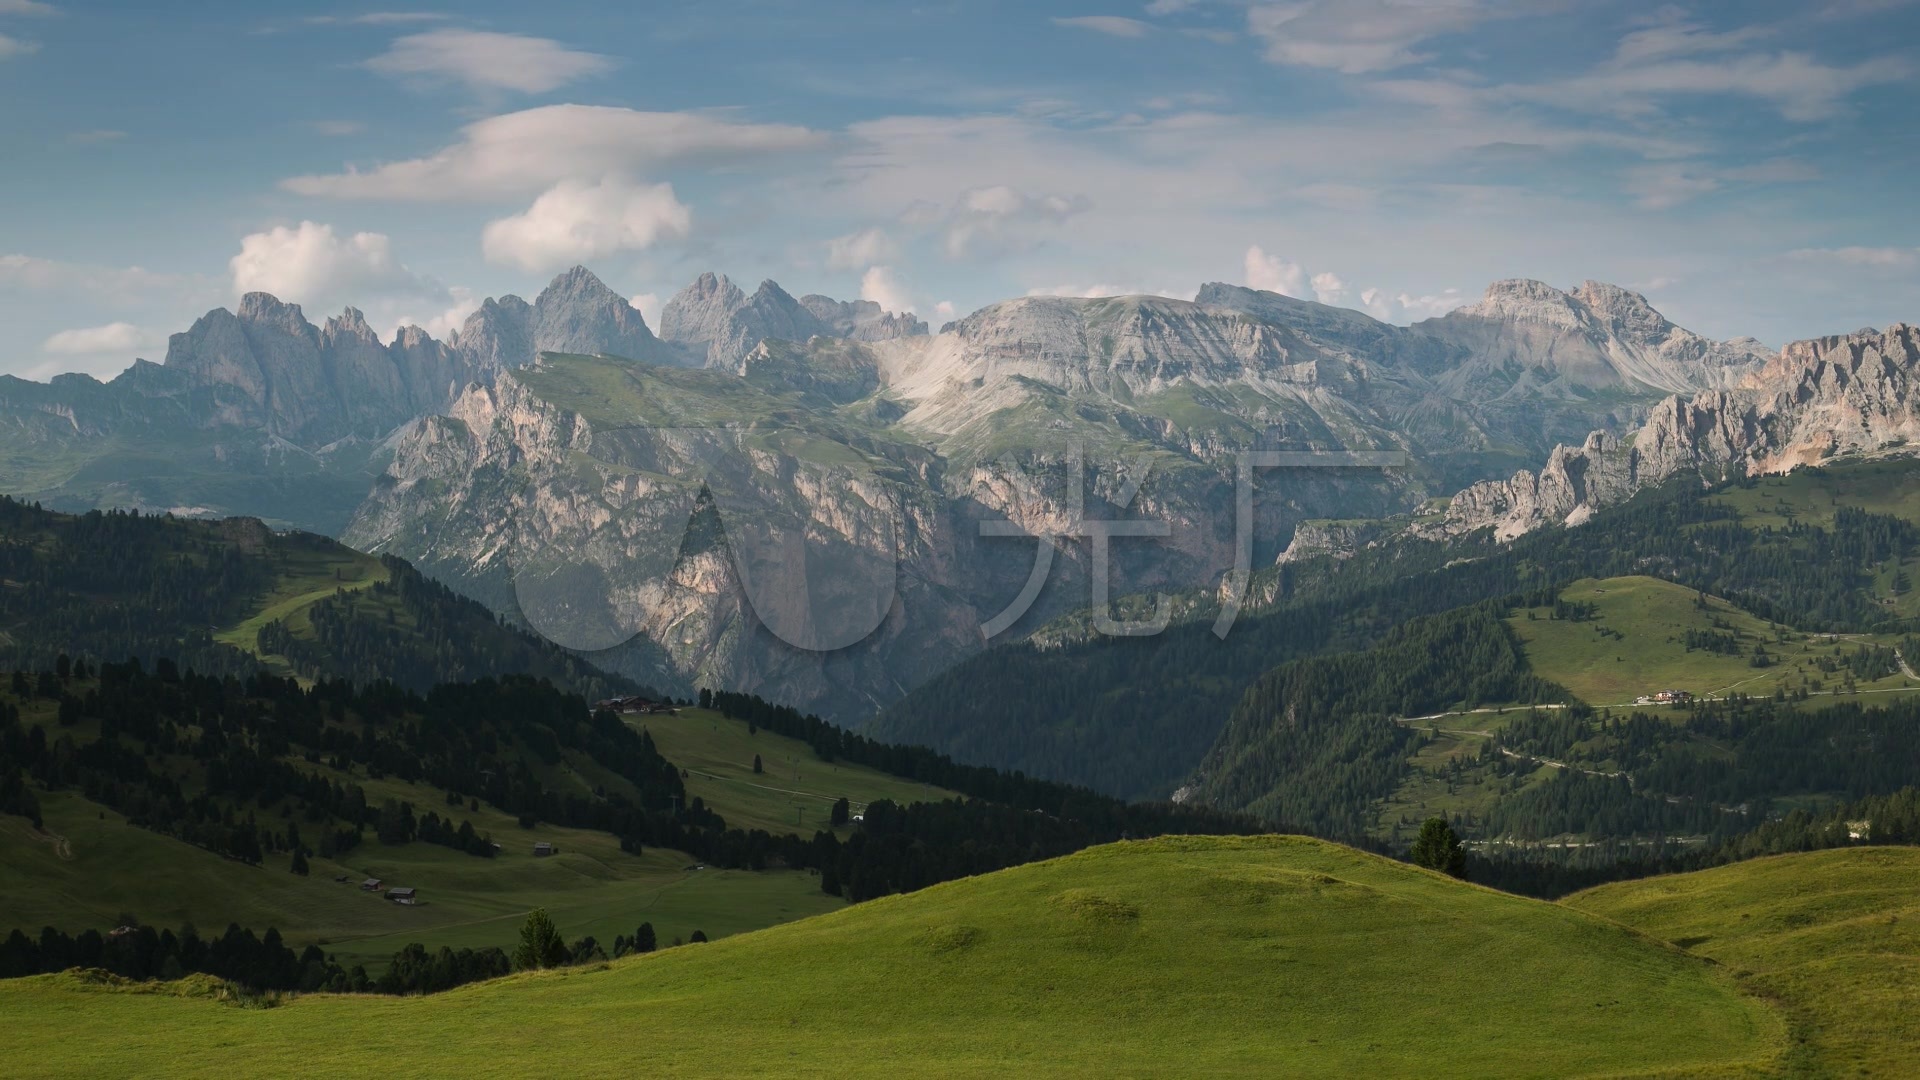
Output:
1417 279 1772 398
659 272 924 369
799 294 929 342
1438 323 1920 539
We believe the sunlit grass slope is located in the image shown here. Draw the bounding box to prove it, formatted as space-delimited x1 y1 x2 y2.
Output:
0 836 1778 1078
634 707 957 835
1511 575 1914 706
1567 846 1920 1079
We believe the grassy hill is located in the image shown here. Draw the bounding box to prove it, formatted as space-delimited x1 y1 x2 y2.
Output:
1510 575 1916 707
635 708 957 836
1568 846 1920 1077
0 836 1778 1078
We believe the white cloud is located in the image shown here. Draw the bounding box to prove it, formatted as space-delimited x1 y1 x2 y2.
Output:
630 292 663 330
0 1 56 15
364 29 612 94
1244 245 1306 296
1145 0 1199 12
229 220 441 305
1052 15 1151 37
41 321 152 356
934 300 957 323
1245 0 1536 74
0 33 39 58
825 227 896 270
1310 270 1349 305
859 266 916 314
283 104 822 201
313 119 364 137
943 185 1089 258
481 177 692 272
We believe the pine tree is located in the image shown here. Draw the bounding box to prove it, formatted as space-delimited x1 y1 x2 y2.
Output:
1409 817 1467 879
290 850 309 876
512 908 568 970
830 797 851 827
634 922 656 953
752 754 763 775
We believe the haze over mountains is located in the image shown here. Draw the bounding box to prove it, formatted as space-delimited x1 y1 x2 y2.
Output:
5 261 1916 718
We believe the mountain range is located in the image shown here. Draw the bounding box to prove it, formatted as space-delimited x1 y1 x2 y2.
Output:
6 263 1915 720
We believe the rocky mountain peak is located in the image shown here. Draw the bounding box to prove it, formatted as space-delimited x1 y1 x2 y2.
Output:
531 264 667 364
236 292 318 339
323 307 380 347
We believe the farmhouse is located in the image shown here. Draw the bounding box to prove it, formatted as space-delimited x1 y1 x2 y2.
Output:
533 842 556 857
1652 689 1693 704
360 877 383 891
385 887 417 904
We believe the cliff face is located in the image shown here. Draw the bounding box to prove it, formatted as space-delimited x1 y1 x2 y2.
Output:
1437 324 1920 540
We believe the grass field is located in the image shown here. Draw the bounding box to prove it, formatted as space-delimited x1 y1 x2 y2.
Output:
0 784 842 974
635 708 958 835
0 835 1779 1078
1511 575 1917 706
1568 846 1920 1078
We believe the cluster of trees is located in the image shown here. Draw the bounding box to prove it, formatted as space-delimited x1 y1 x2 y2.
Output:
0 917 522 997
1196 603 1565 835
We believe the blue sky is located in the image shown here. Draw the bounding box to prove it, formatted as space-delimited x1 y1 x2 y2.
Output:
2 0 1916 379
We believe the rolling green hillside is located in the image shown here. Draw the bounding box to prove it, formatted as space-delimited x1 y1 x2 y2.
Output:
636 708 957 836
0 836 1779 1078
1568 846 1920 1077
1511 575 1915 707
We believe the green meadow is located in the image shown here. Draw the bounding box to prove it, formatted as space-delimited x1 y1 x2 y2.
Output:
1569 846 1920 1077
1511 575 1917 706
0 836 1780 1078
633 707 958 835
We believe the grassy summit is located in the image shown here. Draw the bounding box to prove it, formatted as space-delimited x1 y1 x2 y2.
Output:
0 836 1776 1078
1568 846 1920 1078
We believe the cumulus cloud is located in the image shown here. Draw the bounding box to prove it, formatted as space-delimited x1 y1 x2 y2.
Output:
1025 282 1195 300
1052 15 1151 37
283 104 823 201
364 29 612 94
1244 245 1306 297
392 286 481 341
0 33 39 58
0 1 58 14
481 177 692 272
943 185 1089 258
41 321 152 356
229 221 442 304
825 227 896 270
859 266 916 314
1310 270 1349 305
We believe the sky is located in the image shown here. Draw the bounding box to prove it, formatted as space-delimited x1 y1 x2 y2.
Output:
2 0 1917 381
